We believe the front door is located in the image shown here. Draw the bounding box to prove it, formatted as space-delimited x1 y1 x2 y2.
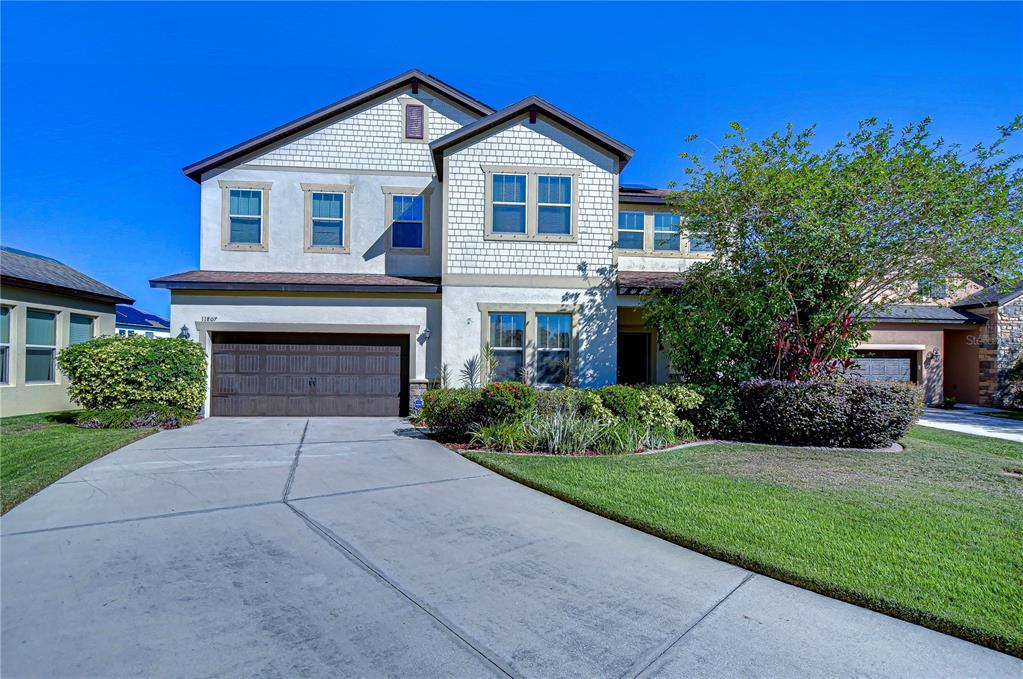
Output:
618 332 651 384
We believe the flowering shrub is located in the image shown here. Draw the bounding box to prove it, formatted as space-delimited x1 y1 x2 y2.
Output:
57 335 206 411
478 381 537 423
638 390 681 431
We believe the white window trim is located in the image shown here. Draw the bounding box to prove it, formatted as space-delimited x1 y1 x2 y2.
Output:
482 165 580 243
301 183 352 254
478 303 579 386
25 308 57 384
615 208 714 258
400 97 429 144
652 213 683 253
219 180 272 252
617 210 647 251
382 185 432 255
0 305 10 386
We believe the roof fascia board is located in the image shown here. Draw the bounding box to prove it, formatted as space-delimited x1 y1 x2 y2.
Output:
149 280 441 294
0 275 133 304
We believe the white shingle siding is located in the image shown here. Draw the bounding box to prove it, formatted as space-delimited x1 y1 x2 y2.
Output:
444 119 618 277
251 90 472 173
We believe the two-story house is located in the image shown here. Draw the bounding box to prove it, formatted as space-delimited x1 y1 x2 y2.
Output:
151 70 712 417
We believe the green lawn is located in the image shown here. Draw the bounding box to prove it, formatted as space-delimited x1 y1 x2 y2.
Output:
1 412 155 514
980 409 1023 422
465 425 1023 657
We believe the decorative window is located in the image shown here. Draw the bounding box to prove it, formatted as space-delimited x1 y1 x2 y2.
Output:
537 176 572 235
302 183 351 253
0 306 10 385
391 195 425 249
918 277 947 300
25 309 56 383
489 312 525 382
311 193 345 247
491 174 527 234
618 212 645 250
219 181 271 251
69 314 94 345
402 100 427 141
536 314 572 385
653 213 682 252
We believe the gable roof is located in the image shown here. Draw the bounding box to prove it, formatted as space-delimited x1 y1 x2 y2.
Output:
0 246 133 304
430 96 635 178
953 281 1023 309
116 304 169 330
618 185 669 205
182 70 495 182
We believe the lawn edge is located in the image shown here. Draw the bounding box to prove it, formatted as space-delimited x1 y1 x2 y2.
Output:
464 451 1022 659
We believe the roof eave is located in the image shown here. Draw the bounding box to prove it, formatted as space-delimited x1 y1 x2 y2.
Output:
1 274 133 305
149 280 441 295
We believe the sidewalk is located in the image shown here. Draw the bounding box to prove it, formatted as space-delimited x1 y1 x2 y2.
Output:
917 405 1023 443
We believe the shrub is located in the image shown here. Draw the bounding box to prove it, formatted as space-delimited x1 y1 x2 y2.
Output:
688 383 743 439
738 379 922 448
534 388 588 417
595 385 644 421
580 390 616 422
420 388 482 441
649 384 704 415
57 335 206 411
478 382 537 423
76 402 197 430
470 420 530 452
522 412 605 455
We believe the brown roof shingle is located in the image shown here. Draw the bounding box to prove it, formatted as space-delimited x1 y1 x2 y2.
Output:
150 270 441 293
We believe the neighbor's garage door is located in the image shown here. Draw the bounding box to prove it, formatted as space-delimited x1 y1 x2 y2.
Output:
211 332 408 417
850 350 917 383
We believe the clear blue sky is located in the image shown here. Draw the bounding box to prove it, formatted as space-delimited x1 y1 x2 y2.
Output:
3 2 1021 317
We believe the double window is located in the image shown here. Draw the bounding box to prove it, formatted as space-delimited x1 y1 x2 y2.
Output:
220 181 271 251
25 309 56 383
0 306 9 385
617 210 713 255
485 307 575 386
485 167 579 241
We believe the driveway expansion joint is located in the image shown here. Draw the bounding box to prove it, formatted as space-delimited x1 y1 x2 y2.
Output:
281 419 310 502
287 473 493 504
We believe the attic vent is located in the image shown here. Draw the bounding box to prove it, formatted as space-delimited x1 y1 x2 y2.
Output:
404 103 425 140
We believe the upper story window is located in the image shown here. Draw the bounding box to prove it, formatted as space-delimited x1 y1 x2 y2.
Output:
492 174 527 234
918 276 947 300
484 166 580 242
489 312 525 382
536 313 572 386
618 212 645 250
25 309 56 383
0 306 10 385
402 99 427 142
391 195 425 249
688 232 714 253
219 180 272 252
69 313 94 345
537 176 572 236
653 213 682 252
301 183 351 254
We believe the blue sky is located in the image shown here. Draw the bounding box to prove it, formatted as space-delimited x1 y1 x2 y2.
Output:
3 1 1021 317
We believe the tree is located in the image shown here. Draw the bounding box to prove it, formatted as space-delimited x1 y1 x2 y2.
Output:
645 117 1023 384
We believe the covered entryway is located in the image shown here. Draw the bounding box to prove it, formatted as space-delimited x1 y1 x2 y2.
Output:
210 332 409 417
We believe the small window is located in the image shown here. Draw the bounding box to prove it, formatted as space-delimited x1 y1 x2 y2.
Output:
228 189 263 244
654 213 681 252
311 193 345 247
618 212 645 250
536 314 571 385
918 277 947 300
69 314 94 345
145 331 155 338
492 175 527 234
0 306 10 384
688 231 714 253
404 103 425 140
489 312 525 382
25 309 56 383
391 195 425 249
537 176 572 235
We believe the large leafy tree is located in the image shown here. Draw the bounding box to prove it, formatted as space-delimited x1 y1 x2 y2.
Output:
645 117 1023 384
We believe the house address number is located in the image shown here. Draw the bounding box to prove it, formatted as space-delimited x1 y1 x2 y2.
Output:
201 316 218 323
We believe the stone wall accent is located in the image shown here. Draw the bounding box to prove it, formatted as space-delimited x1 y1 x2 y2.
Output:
974 306 1000 405
996 298 1023 406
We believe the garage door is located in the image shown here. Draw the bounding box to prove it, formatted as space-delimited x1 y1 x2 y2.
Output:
849 350 917 383
211 332 408 417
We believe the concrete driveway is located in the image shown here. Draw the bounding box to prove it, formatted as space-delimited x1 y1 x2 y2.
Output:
2 418 1019 678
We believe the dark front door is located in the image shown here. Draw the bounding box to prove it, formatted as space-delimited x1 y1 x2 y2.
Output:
618 332 651 384
211 332 408 417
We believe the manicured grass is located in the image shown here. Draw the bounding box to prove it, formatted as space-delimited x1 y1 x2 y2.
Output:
465 425 1023 656
1 411 154 513
979 409 1023 422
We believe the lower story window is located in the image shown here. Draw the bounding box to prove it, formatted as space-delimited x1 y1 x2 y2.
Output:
536 314 571 385
25 309 56 383
0 306 10 384
489 312 525 382
69 313 94 345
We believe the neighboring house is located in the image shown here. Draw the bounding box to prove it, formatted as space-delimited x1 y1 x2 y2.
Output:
150 69 1017 416
0 246 133 417
116 304 170 338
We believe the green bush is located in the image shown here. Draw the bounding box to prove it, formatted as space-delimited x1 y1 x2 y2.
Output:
688 383 743 439
57 335 206 411
649 384 704 415
420 388 482 440
595 385 644 421
76 402 197 430
534 388 589 417
738 379 923 448
470 420 530 452
638 389 681 431
478 382 537 423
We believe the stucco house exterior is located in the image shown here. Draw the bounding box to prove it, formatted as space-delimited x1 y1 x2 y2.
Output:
152 69 1018 416
1 246 133 417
